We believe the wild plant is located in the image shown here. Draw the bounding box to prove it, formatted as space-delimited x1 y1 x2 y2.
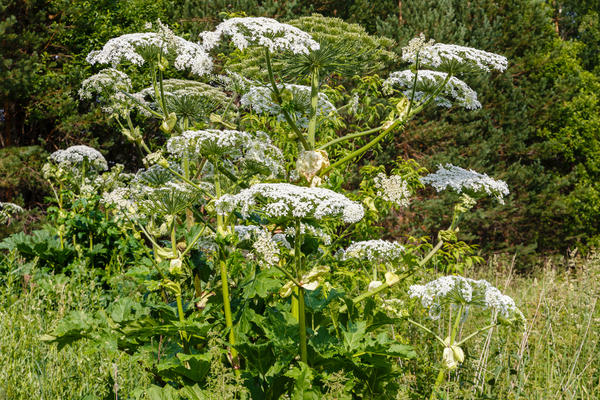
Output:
44 15 524 398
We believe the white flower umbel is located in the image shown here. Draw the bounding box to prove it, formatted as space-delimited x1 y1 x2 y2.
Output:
102 187 139 216
216 183 364 224
341 240 405 264
0 202 23 224
408 275 524 321
421 163 509 204
137 79 228 104
79 68 149 117
402 37 508 73
50 145 108 171
241 84 336 128
252 230 281 268
234 224 264 241
374 173 411 208
86 22 212 76
79 68 132 100
167 129 284 178
167 129 251 157
214 71 254 94
384 70 481 110
200 17 320 55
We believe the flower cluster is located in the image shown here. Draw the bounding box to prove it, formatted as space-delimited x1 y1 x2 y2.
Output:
240 84 336 128
86 22 212 76
79 68 132 100
79 68 149 117
408 275 524 321
373 173 411 208
252 230 281 268
216 183 364 224
137 181 201 216
421 164 509 204
167 129 250 157
138 79 227 106
214 71 253 93
0 202 23 224
200 17 320 55
102 187 139 217
383 70 481 110
402 37 508 73
50 145 108 171
166 129 284 178
341 240 405 264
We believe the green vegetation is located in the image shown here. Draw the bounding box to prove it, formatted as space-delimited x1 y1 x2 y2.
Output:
1 2 599 399
2 252 597 398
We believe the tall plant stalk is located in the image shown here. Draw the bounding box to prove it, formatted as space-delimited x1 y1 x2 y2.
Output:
294 219 308 363
214 157 239 371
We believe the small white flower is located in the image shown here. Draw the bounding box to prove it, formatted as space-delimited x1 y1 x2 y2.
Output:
87 22 212 76
341 240 405 264
0 202 23 224
374 172 411 208
284 222 331 245
421 163 509 204
79 68 132 100
368 280 383 291
402 37 508 73
50 145 108 171
200 17 320 55
252 230 280 268
383 70 481 110
216 183 364 224
408 275 524 321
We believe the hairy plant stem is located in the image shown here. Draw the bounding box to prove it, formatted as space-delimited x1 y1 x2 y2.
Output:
320 72 452 175
264 48 311 150
321 120 404 176
307 67 319 147
214 158 239 372
169 217 189 353
294 219 308 364
318 126 383 150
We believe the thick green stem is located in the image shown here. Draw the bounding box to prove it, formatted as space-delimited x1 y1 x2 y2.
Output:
298 287 308 363
318 125 383 150
294 219 308 363
322 72 452 176
321 120 404 176
307 67 319 147
264 48 311 150
219 257 238 367
429 368 446 400
170 220 178 258
214 159 239 372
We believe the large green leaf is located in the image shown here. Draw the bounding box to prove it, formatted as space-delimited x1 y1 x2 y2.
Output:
284 362 321 400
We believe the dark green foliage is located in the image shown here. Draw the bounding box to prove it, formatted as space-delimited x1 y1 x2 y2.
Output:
301 0 600 256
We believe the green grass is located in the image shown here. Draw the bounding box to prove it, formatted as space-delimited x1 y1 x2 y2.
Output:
0 259 150 399
442 251 600 399
1 252 599 399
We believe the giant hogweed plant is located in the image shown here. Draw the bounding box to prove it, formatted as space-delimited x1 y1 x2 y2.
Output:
43 17 525 398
